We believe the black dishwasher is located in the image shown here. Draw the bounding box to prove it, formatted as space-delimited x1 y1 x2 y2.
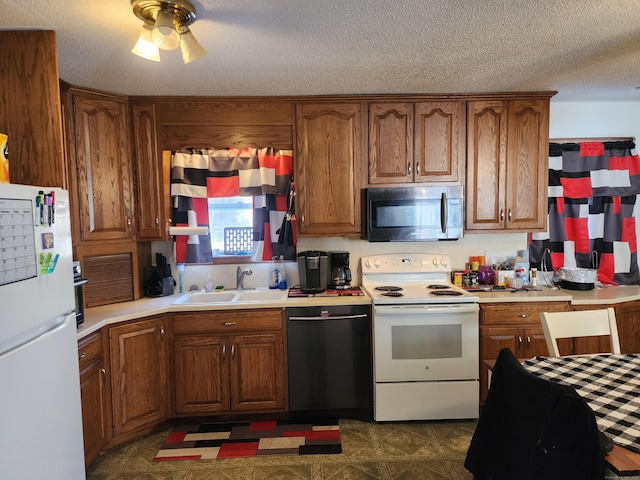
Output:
287 304 372 420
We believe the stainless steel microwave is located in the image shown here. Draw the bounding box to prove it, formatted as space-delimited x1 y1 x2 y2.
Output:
364 185 464 241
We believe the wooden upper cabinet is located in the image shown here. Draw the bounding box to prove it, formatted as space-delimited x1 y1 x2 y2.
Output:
415 101 464 183
0 31 65 187
368 102 413 183
466 98 550 232
368 101 464 185
131 102 167 241
295 102 365 236
68 90 134 243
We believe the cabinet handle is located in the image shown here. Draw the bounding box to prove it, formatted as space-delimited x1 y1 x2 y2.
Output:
508 209 512 221
527 336 531 344
407 162 412 175
518 314 530 318
500 209 504 221
231 344 235 359
518 336 523 344
301 214 305 226
223 322 237 327
79 352 86 360
416 162 420 175
101 367 106 376
127 217 131 227
222 344 226 361
155 217 159 226
160 325 165 339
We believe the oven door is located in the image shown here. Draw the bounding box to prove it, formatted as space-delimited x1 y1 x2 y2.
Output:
373 303 479 382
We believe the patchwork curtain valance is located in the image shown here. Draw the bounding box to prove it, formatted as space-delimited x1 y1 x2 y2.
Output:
529 140 640 285
170 147 295 264
171 147 293 198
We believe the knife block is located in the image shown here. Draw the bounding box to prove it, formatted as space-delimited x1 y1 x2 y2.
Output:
145 266 174 297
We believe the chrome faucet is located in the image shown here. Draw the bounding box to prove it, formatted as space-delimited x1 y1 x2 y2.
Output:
236 266 253 289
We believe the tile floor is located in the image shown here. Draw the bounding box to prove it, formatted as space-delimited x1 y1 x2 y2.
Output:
86 418 477 480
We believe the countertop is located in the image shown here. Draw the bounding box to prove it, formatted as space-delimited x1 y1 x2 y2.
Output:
77 285 640 340
77 289 372 340
473 284 640 304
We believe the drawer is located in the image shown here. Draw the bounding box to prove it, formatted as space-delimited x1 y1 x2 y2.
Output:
77 331 103 370
173 308 284 334
480 301 571 325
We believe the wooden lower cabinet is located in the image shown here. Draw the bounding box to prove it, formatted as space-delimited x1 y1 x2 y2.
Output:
109 315 169 440
479 301 571 402
172 308 287 416
575 301 640 354
615 301 640 353
78 331 110 466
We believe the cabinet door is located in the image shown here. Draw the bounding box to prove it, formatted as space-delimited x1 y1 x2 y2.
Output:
0 31 65 187
504 99 549 230
132 102 167 240
414 101 464 183
295 102 365 236
109 316 168 437
77 331 110 466
79 358 109 466
466 101 507 230
174 335 231 414
523 326 549 357
72 92 134 242
368 102 413 184
230 333 286 412
615 301 640 353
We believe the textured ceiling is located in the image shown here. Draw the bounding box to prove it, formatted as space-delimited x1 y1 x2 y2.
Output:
2 0 640 101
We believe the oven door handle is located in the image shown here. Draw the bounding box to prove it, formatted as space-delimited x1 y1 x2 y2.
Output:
74 278 89 287
288 314 368 321
374 304 478 314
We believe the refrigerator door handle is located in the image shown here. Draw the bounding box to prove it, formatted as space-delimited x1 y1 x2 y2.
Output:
0 315 70 358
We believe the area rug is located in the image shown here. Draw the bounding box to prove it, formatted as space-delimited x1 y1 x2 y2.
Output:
154 419 341 461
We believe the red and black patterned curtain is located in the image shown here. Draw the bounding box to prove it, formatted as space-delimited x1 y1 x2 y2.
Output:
529 141 640 285
170 147 295 264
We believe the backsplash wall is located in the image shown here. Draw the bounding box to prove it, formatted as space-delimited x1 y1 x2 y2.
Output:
152 232 527 292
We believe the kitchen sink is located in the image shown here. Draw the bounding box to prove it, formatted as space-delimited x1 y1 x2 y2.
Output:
173 291 236 304
173 288 288 306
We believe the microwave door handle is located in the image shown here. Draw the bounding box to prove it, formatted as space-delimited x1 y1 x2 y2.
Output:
440 192 448 233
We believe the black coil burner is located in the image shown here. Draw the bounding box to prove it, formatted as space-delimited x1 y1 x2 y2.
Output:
381 291 404 297
374 286 403 292
430 290 463 296
427 284 450 290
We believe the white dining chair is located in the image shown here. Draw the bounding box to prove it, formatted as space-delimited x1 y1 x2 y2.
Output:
540 308 621 357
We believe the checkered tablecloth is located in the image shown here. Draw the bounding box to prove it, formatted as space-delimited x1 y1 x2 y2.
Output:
524 354 640 454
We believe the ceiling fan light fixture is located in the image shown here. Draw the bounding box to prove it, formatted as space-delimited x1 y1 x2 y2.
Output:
131 23 161 61
152 9 180 50
131 0 206 62
179 26 207 64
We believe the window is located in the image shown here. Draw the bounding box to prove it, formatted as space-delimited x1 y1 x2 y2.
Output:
208 196 253 257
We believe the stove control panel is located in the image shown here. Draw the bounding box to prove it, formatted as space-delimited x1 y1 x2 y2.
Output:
361 253 451 274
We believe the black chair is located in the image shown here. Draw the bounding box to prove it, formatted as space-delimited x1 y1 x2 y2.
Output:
464 348 605 480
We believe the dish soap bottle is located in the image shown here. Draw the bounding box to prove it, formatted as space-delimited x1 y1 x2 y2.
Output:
277 255 287 290
204 274 214 293
269 257 280 289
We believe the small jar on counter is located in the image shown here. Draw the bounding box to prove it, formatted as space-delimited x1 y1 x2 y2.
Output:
477 265 496 285
462 269 471 287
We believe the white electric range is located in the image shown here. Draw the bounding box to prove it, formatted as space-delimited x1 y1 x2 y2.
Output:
361 253 480 422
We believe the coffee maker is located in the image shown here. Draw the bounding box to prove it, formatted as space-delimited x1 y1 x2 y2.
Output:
328 251 352 290
297 251 328 293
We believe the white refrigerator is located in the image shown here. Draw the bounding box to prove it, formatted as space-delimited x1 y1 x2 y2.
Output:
0 183 85 479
